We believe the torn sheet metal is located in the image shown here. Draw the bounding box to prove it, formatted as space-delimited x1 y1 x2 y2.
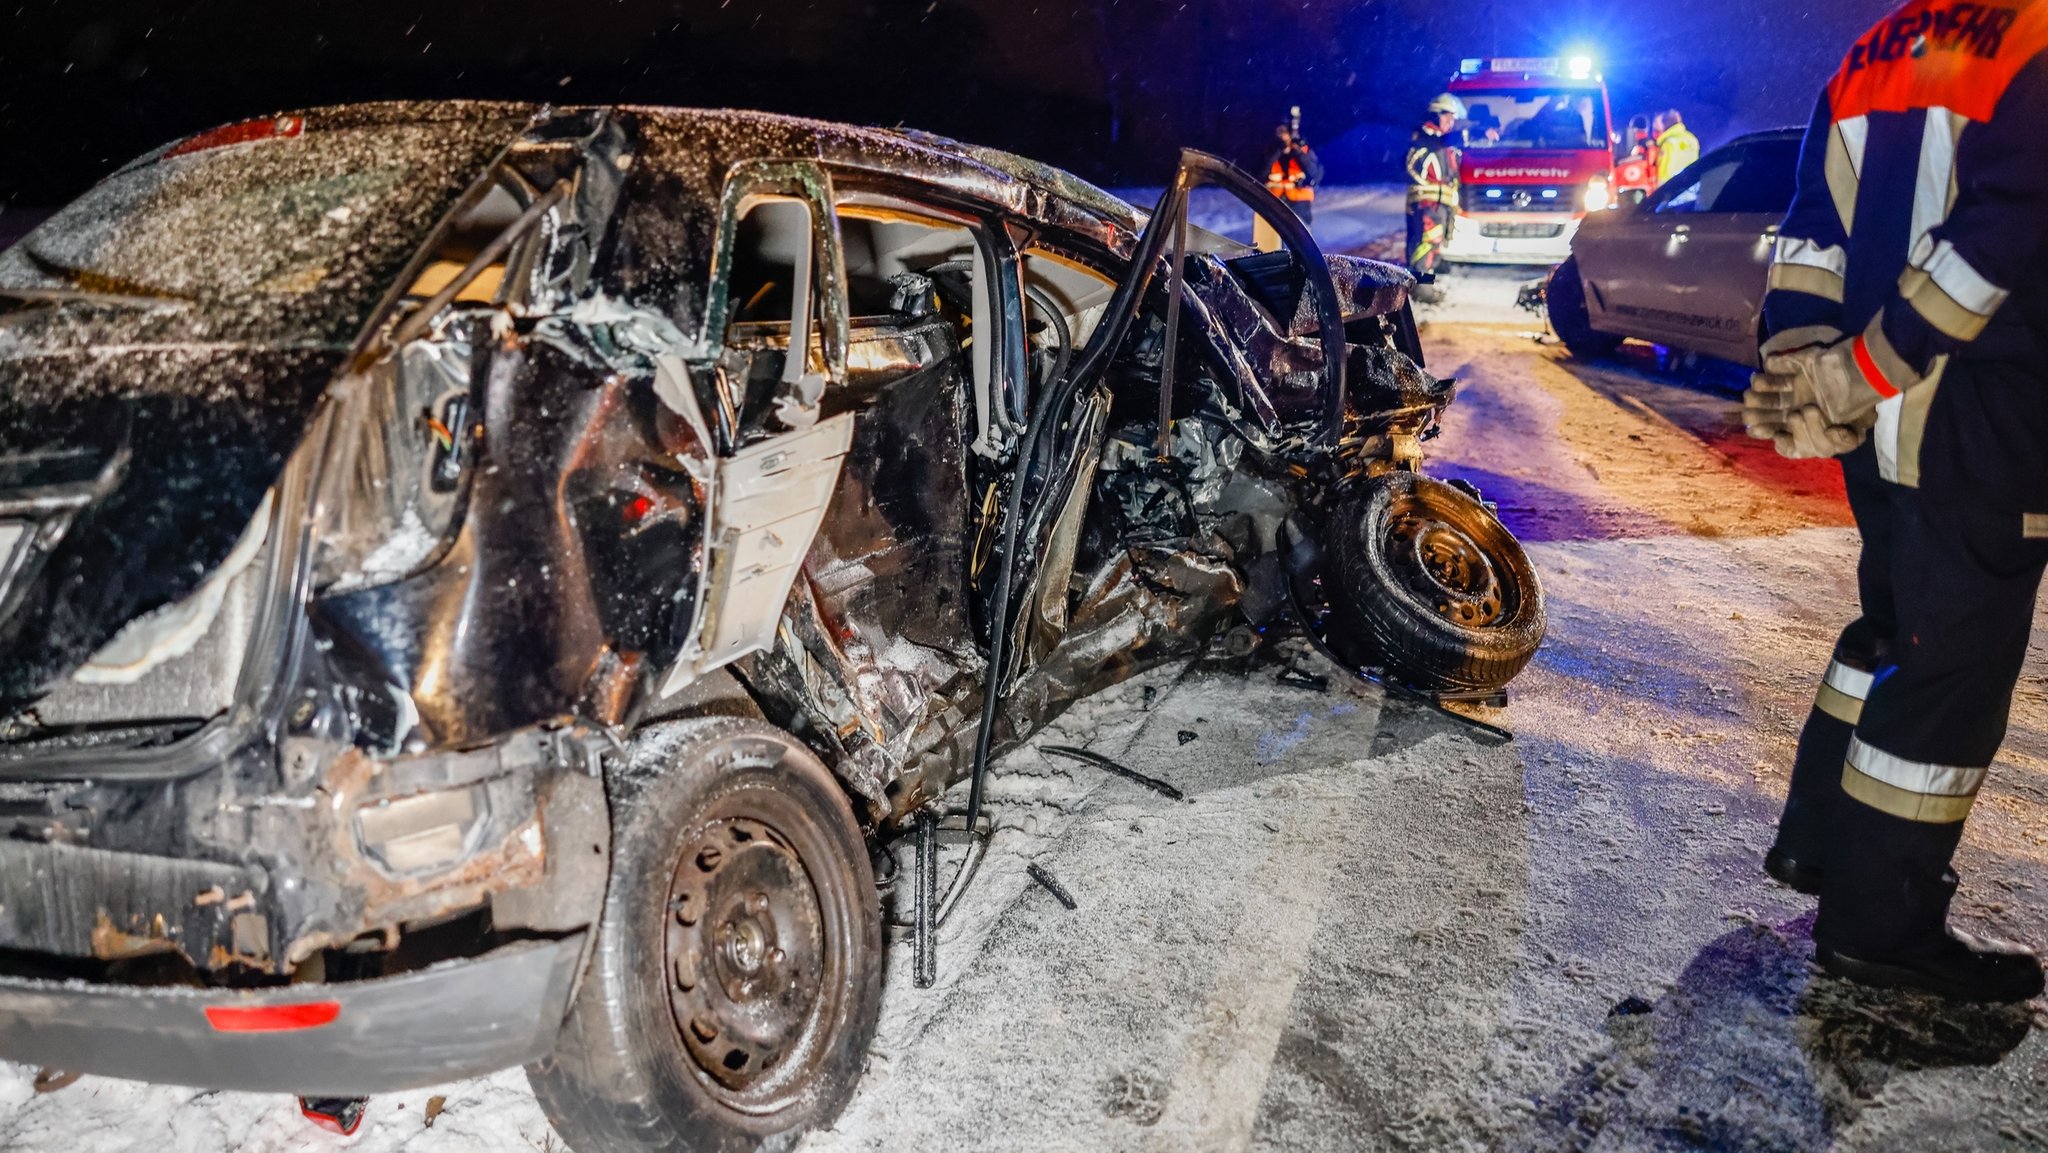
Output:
0 105 533 712
663 411 854 694
0 106 1487 1008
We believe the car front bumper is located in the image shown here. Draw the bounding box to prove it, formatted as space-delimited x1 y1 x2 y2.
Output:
0 932 586 1095
1443 211 1579 265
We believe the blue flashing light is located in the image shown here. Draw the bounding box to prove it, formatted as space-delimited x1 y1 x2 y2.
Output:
1541 189 1559 199
1461 58 1484 74
1566 54 1595 79
1485 189 1503 199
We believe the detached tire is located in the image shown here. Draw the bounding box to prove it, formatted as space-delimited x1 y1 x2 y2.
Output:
1547 257 1621 360
529 718 881 1153
1327 472 1545 692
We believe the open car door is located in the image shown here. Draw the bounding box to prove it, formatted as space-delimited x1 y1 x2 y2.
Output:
957 148 1354 823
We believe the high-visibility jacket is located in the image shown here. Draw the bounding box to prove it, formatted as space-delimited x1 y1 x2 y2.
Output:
1405 125 1459 208
1762 0 2048 502
1265 146 1322 202
1654 122 1700 183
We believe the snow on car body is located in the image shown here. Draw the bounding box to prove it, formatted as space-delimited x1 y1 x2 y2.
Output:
1441 57 1619 267
0 103 1542 1151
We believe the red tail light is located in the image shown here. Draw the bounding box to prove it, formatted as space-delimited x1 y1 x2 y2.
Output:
166 115 304 159
203 999 340 1032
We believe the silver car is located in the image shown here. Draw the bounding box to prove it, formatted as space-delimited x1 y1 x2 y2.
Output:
1547 129 1803 366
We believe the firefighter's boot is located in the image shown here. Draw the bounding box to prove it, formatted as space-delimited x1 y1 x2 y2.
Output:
1814 798 2043 1003
1765 706 1855 895
1768 646 1882 894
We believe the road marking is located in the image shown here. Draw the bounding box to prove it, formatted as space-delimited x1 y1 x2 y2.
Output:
1147 776 1358 1152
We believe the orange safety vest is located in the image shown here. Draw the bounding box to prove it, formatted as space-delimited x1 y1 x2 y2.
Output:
1267 156 1315 202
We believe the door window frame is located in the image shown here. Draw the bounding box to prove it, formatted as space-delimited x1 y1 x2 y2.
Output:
827 180 1029 459
699 159 851 447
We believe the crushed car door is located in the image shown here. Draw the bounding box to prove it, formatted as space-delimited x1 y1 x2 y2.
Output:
660 160 857 695
956 149 1347 830
778 187 1017 799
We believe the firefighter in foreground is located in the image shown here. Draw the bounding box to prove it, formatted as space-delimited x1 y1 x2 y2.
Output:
1264 119 1322 225
1405 93 1464 304
1747 0 2048 1002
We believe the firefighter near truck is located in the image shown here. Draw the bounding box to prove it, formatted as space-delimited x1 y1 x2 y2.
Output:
1440 56 1621 267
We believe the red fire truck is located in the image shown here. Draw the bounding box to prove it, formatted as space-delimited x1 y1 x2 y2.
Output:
1440 56 1618 266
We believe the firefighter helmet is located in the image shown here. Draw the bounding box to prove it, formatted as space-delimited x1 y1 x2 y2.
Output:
1427 93 1467 119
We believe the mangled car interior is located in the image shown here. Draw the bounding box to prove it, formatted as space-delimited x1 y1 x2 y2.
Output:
0 103 1542 1149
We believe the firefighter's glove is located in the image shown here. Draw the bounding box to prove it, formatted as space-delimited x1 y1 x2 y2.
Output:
1744 340 1884 437
1772 404 1871 459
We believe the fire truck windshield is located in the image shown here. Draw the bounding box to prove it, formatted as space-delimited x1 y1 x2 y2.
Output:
1458 88 1608 150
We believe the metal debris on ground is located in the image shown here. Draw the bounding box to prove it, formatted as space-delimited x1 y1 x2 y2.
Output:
1377 676 1515 745
884 811 993 943
1276 667 1331 692
914 811 938 989
298 1096 368 1137
1027 863 1079 910
1176 730 1199 745
1042 745 1186 802
1609 995 1655 1018
1282 580 1515 745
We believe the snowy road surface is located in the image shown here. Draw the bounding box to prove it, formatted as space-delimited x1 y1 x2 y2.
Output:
12 260 2048 1153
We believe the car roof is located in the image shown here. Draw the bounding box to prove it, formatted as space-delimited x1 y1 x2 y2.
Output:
231 102 1153 262
1722 127 1806 148
612 105 1147 245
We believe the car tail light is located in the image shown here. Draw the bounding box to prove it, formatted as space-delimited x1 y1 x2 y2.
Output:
203 1000 341 1032
166 115 304 160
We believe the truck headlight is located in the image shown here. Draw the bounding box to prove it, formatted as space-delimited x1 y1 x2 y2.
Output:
1584 176 1613 213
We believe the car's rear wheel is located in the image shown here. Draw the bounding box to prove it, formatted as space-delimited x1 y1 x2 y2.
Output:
529 717 881 1153
1325 472 1545 692
1547 257 1622 360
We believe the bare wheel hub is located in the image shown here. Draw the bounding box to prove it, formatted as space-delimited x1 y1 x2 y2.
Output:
1386 501 1507 628
666 816 824 1092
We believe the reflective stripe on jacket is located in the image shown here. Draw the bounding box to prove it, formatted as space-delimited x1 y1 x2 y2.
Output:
1268 156 1317 201
1406 126 1459 207
1265 145 1322 202
1762 0 2048 500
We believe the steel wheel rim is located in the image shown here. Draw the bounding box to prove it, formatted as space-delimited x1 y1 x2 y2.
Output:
1384 494 1510 629
663 786 839 1112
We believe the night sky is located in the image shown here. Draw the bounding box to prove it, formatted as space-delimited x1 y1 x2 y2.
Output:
1 0 1896 208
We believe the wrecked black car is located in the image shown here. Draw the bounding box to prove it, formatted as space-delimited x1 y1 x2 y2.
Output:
0 102 1542 1150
